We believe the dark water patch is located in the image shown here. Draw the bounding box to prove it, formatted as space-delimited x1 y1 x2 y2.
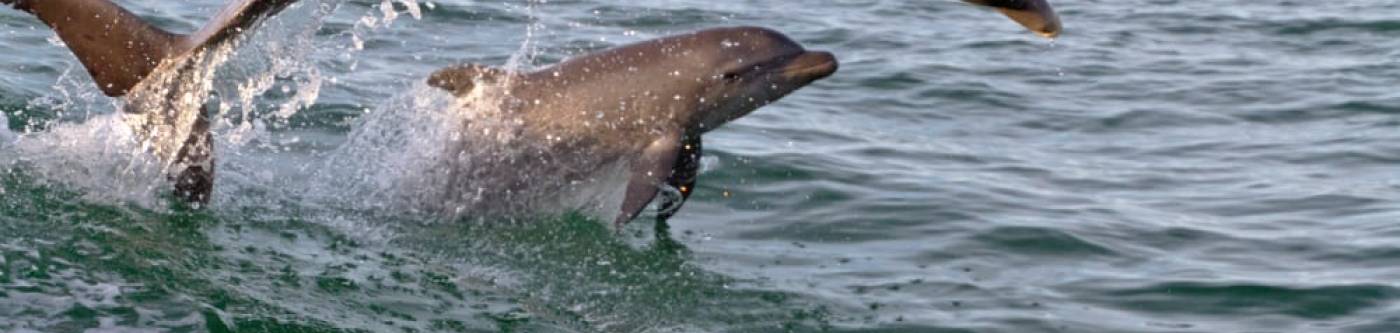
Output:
968 226 1118 258
1117 12 1248 35
914 82 1026 110
1078 108 1239 133
856 72 927 91
1157 23 1230 35
1234 100 1400 124
1131 227 1237 253
842 36 914 53
1042 173 1194 193
1063 63 1128 80
1269 18 1400 36
958 39 1047 50
1310 245 1400 268
1272 147 1400 167
1073 281 1400 320
1198 55 1271 68
285 102 367 131
1181 193 1384 219
736 204 980 244
1137 141 1250 160
709 150 886 191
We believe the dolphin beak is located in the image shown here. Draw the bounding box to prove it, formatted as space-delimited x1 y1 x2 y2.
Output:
970 0 1063 38
781 51 839 82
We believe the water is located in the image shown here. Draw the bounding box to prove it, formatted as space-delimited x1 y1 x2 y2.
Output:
3 0 1400 332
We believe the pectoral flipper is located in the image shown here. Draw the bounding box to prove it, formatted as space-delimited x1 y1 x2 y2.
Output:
658 135 702 224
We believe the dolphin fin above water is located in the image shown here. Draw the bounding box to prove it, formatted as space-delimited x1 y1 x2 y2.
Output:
3 0 300 203
5 0 299 97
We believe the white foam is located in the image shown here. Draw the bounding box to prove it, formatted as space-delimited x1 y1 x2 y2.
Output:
0 112 13 146
5 113 166 206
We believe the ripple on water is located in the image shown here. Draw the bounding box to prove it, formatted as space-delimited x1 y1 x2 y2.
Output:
582 6 735 28
1268 18 1400 36
1071 281 1400 320
967 226 1118 258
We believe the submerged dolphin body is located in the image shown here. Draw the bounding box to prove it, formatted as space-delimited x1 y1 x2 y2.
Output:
1 0 298 203
427 27 839 227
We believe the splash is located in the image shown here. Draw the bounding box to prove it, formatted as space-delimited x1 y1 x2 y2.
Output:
0 112 12 147
0 0 634 223
0 0 343 209
286 0 631 224
309 78 629 224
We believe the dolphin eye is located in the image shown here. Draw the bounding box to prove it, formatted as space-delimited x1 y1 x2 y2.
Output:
721 71 742 81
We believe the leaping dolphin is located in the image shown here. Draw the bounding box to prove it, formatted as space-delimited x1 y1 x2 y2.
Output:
423 2 1060 228
426 27 837 227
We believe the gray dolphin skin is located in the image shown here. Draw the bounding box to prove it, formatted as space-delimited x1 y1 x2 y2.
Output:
428 27 839 227
964 0 1062 38
423 3 1058 228
2 0 298 203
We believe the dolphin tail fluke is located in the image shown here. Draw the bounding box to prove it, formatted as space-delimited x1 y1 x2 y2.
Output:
11 0 297 97
185 0 300 54
14 0 184 96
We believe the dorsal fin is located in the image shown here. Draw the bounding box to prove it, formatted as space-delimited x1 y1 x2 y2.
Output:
427 64 511 96
10 0 297 97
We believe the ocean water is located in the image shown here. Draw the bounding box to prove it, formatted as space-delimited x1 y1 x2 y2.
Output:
3 0 1400 332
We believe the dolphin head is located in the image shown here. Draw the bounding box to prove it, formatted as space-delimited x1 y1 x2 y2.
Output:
680 27 838 133
533 26 836 134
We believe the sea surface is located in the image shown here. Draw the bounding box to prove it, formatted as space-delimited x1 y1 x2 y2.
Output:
3 0 1400 332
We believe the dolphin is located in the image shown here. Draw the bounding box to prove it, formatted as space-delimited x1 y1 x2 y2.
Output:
422 0 1062 227
965 0 1062 38
426 26 838 227
2 0 299 203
